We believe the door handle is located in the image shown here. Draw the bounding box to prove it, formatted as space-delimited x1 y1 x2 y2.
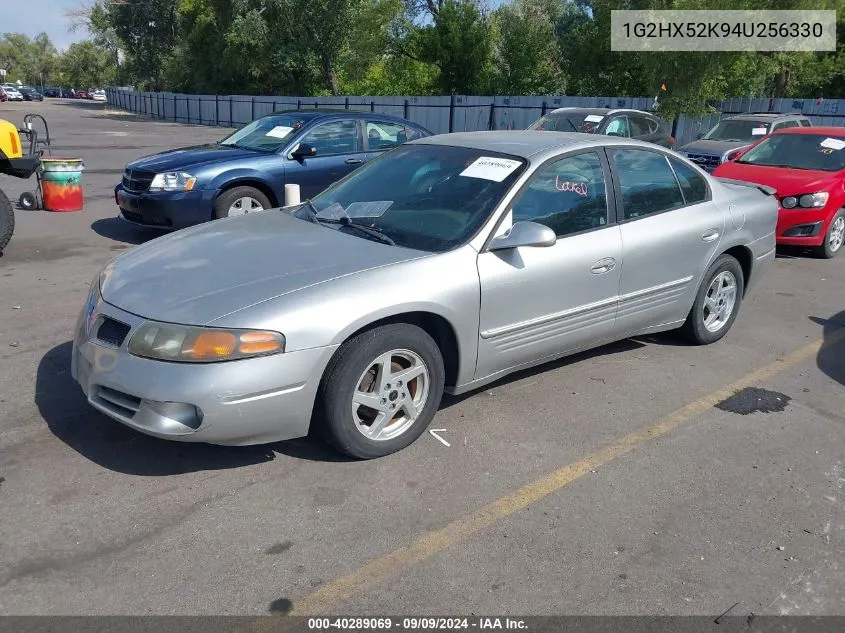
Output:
591 257 616 274
701 229 720 242
345 158 363 165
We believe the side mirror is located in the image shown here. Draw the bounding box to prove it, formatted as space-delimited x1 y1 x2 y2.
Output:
488 221 557 251
696 132 705 139
290 143 317 160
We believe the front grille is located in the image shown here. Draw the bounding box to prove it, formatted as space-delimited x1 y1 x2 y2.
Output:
122 168 155 193
96 317 131 347
93 386 141 419
685 153 722 172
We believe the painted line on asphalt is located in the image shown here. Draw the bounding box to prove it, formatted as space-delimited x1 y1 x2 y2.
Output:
247 329 842 624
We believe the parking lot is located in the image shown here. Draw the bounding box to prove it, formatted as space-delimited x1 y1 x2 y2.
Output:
0 99 843 617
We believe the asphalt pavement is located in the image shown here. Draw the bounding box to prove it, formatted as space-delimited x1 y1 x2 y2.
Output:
0 99 843 617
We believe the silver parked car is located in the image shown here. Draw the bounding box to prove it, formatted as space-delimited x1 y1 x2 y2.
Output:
71 132 778 458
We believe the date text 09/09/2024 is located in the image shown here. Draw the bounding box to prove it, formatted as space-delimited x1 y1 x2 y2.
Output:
307 617 528 630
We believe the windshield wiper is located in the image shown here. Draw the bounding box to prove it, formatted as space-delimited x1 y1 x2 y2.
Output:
319 217 395 246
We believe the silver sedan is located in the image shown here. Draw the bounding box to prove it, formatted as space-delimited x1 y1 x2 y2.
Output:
72 131 778 458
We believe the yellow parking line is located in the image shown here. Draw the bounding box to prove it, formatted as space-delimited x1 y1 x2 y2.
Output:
248 331 840 624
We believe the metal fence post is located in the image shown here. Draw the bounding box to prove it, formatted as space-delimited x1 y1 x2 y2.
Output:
173 94 176 122
541 100 548 116
449 93 456 133
215 94 219 126
251 96 255 122
229 96 233 127
297 99 301 110
345 97 350 110
370 99 375 112
404 99 409 119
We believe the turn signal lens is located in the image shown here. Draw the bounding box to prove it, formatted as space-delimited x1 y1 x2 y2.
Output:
129 321 285 363
188 331 238 360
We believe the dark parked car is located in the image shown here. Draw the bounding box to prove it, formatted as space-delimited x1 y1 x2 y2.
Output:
42 87 61 98
679 112 812 172
528 107 675 148
18 87 43 101
115 109 432 229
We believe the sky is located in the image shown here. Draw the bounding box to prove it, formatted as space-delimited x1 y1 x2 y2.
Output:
1 0 89 50
0 0 512 52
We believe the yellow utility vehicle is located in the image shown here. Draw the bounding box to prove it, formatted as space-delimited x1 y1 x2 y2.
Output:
0 117 40 252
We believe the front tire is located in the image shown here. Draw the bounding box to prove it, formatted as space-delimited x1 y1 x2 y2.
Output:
814 209 845 259
315 324 446 459
0 188 14 252
212 186 271 220
681 254 744 345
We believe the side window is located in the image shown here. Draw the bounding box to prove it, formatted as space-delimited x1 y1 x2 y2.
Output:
628 115 651 137
611 149 685 220
510 151 608 237
604 116 630 137
300 120 360 156
799 119 812 127
365 120 415 151
669 158 709 205
782 120 800 129
771 122 784 131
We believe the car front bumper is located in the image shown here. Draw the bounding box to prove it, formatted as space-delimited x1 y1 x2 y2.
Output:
71 294 339 445
115 184 215 230
776 207 830 247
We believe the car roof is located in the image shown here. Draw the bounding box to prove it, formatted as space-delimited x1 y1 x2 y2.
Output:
726 112 807 121
771 126 844 136
411 130 652 159
266 109 420 125
547 107 655 117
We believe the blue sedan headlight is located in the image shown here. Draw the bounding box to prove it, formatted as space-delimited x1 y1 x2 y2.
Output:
149 172 197 192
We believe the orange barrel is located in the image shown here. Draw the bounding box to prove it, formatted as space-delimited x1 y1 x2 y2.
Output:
41 158 85 212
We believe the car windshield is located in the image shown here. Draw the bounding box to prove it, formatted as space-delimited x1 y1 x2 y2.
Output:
218 115 306 152
704 119 770 142
736 133 845 171
301 144 527 252
528 111 608 134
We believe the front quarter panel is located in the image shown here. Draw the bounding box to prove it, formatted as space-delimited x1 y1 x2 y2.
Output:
208 246 482 388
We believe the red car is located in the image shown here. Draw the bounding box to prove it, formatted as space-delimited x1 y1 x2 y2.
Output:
0 88 7 102
714 126 845 258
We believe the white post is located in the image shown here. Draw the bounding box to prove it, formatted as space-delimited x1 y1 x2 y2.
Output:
284 183 301 207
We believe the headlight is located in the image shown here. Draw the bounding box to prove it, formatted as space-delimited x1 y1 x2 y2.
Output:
798 192 828 208
781 196 798 209
149 172 197 192
128 321 285 363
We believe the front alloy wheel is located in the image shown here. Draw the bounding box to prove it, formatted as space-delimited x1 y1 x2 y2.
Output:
316 323 445 459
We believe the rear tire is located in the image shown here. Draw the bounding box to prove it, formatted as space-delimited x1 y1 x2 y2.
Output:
19 192 37 211
314 324 445 459
0 189 14 252
813 209 845 259
681 254 744 345
212 186 271 220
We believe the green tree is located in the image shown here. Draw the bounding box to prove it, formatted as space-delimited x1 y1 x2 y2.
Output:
57 40 116 88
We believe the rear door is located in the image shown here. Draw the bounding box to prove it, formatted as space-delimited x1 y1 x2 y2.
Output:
607 147 725 337
284 119 364 198
362 119 425 163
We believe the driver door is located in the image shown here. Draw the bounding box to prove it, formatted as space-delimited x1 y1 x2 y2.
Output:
475 150 622 380
285 120 365 199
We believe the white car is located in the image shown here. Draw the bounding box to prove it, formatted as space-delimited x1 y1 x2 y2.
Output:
1 84 24 101
92 90 107 102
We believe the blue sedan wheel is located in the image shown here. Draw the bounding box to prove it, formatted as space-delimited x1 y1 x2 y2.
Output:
213 186 272 219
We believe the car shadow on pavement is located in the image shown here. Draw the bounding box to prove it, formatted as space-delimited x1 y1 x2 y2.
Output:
440 338 647 409
36 341 283 475
91 217 162 245
810 310 845 387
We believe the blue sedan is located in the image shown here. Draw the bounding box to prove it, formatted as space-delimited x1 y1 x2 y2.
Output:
115 110 432 230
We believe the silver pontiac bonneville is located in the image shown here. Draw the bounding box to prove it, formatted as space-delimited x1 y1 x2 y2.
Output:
72 131 778 458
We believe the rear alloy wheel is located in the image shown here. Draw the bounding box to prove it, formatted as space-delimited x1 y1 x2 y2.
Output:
815 210 845 259
213 186 272 220
681 254 744 345
315 324 445 459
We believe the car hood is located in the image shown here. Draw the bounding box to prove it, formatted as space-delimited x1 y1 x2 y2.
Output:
127 144 263 172
713 162 838 196
100 211 430 325
679 139 751 155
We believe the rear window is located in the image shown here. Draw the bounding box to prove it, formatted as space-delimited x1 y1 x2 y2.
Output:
704 119 770 142
737 133 845 171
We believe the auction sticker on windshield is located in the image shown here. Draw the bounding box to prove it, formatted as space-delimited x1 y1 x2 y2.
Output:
584 115 605 123
820 137 845 150
460 157 522 182
752 127 767 135
266 126 294 139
